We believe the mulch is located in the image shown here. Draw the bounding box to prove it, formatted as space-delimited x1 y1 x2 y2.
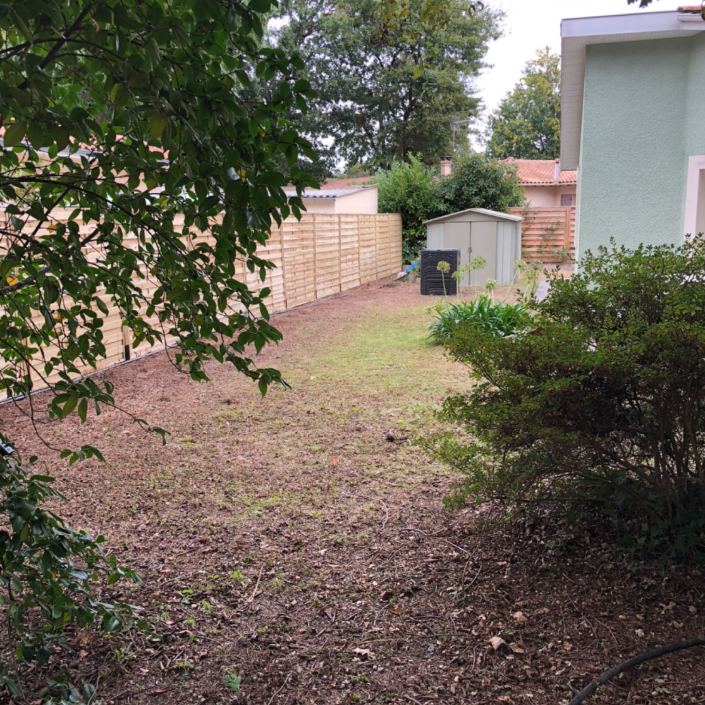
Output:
1 279 704 705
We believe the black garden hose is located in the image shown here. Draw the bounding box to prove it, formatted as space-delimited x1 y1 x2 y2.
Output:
568 637 705 705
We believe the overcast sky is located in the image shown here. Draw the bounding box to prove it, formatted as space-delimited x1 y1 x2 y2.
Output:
476 0 663 118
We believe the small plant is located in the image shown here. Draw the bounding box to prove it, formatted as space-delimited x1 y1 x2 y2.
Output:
484 278 497 301
468 256 486 292
201 600 213 615
436 260 451 299
222 670 242 692
428 299 529 345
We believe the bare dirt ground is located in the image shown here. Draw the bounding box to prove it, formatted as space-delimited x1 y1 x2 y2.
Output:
2 280 705 705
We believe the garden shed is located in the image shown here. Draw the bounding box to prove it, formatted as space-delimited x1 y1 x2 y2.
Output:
424 208 523 286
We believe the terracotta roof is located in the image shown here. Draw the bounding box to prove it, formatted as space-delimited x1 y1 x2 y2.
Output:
501 158 577 187
678 6 704 13
320 177 374 190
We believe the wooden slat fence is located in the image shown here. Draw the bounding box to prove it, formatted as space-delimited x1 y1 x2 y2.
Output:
1 211 402 388
509 206 576 264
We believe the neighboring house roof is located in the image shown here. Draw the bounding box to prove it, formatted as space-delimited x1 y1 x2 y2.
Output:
501 158 577 187
561 8 705 170
320 177 374 190
423 208 523 225
282 186 376 199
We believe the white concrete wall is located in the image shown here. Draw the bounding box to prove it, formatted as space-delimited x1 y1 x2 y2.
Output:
335 187 378 214
523 185 576 207
300 198 337 214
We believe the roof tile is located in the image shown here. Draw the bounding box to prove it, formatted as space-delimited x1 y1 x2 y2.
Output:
501 158 577 186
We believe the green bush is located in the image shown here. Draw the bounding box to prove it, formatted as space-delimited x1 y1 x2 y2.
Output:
428 299 529 345
376 155 442 262
434 153 525 215
0 452 143 700
376 153 526 263
432 239 705 562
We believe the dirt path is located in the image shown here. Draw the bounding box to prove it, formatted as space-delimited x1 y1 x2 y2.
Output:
2 280 704 705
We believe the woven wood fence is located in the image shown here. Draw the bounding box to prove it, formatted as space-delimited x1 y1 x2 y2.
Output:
1 211 402 386
509 206 576 264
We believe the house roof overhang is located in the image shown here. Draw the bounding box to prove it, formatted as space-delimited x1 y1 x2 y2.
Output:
561 9 705 171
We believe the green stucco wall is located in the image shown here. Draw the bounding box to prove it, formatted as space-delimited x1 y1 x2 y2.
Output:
577 34 705 260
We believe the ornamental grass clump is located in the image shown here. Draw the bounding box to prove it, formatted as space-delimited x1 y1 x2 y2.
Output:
428 298 529 345
430 239 705 562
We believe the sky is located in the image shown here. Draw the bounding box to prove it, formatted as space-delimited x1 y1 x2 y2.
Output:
476 0 660 118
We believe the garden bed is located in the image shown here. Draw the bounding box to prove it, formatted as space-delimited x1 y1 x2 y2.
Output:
2 280 704 704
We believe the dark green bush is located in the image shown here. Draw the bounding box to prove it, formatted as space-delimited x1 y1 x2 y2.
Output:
434 153 525 216
432 239 705 561
376 153 525 263
428 299 529 345
0 452 143 700
376 155 443 262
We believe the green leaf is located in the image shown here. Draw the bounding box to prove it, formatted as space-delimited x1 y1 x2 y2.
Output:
77 398 88 423
150 113 169 139
110 83 130 109
3 122 27 147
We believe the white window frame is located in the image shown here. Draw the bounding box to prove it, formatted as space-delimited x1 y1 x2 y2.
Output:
684 154 705 240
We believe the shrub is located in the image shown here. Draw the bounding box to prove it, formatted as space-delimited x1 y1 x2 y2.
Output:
428 299 529 345
432 239 705 561
376 155 443 262
434 153 525 215
0 454 142 699
377 153 526 263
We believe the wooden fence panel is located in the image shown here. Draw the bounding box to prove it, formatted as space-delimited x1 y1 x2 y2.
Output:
2 211 402 391
340 215 361 291
313 214 341 300
509 206 575 264
358 215 379 284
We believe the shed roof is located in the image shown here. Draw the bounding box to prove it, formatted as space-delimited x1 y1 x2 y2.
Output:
282 185 376 199
423 208 523 225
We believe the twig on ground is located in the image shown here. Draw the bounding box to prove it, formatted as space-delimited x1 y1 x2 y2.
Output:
248 564 265 604
267 673 292 705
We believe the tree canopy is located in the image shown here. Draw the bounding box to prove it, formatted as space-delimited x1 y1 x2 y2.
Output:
485 48 561 161
272 0 501 171
0 0 315 698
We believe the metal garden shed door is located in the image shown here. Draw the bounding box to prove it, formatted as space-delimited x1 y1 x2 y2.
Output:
443 221 497 287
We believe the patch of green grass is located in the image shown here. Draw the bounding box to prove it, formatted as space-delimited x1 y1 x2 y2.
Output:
222 669 242 692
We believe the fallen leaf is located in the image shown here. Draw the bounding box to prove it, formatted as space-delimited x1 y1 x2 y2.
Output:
380 589 394 600
513 611 527 624
490 636 506 651
509 643 525 654
390 608 402 615
353 647 375 660
497 561 508 566
563 642 573 651
79 650 88 659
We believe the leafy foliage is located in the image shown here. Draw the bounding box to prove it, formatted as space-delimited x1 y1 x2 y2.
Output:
272 0 501 169
0 0 315 696
0 452 142 699
485 48 561 160
432 239 705 561
434 154 525 215
376 153 524 261
428 298 528 345
376 155 442 262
